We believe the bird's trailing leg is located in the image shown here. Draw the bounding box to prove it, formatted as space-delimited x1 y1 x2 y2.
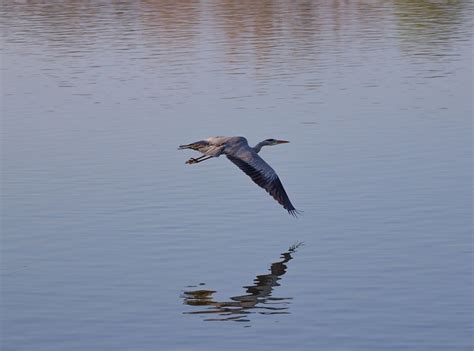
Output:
185 155 204 164
186 155 213 164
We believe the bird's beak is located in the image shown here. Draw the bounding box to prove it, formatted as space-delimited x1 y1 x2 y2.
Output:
276 140 290 144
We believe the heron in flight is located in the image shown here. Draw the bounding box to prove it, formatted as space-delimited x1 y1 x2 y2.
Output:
179 136 299 216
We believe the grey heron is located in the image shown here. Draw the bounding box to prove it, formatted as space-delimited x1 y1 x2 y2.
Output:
179 136 300 216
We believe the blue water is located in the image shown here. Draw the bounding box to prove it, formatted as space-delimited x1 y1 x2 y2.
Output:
1 1 472 350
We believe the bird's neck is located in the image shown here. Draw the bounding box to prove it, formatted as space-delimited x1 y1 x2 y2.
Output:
253 141 267 153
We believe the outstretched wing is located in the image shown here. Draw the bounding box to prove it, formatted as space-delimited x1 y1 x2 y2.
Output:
226 152 298 216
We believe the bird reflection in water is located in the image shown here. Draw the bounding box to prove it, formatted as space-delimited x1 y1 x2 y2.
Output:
182 242 303 322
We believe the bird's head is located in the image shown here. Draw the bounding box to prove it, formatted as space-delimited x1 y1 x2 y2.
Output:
263 138 290 146
253 138 290 153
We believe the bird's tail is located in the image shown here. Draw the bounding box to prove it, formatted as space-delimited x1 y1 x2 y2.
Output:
178 144 192 150
178 140 209 151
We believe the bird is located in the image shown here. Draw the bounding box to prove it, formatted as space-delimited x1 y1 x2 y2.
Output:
178 136 300 216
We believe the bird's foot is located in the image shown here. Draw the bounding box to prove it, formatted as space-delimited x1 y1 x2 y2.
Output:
186 158 198 164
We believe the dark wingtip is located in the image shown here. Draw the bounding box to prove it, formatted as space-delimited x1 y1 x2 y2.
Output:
288 242 304 252
288 209 303 218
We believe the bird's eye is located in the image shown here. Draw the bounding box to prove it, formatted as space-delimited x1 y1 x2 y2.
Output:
267 138 275 142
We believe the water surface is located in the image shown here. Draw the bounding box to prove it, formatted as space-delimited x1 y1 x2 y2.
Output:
1 1 472 350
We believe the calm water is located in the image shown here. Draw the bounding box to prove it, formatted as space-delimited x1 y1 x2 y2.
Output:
1 1 472 350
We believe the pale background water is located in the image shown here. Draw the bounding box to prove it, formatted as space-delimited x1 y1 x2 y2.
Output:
1 1 472 350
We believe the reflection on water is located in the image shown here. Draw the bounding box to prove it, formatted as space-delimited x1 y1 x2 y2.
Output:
394 0 468 68
182 243 303 323
2 0 470 86
2 0 470 116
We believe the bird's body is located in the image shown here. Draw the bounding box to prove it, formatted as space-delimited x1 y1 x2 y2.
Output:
179 136 299 216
